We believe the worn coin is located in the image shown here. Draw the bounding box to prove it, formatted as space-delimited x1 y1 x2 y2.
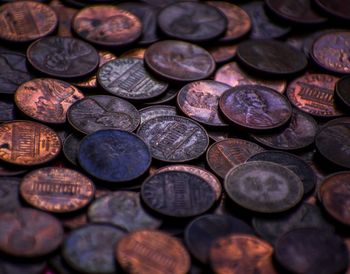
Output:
63 134 81 166
336 76 350 108
0 177 22 212
207 45 237 64
0 99 17 122
139 105 177 125
315 0 350 21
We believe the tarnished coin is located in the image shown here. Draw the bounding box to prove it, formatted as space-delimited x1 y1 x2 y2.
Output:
275 228 348 274
219 85 292 131
336 76 350 108
207 45 237 64
141 0 197 8
15 78 84 124
206 138 264 179
67 95 140 134
63 224 125 274
144 40 216 82
98 58 168 101
177 80 230 127
0 208 63 257
88 191 161 231
137 115 209 163
0 99 17 122
20 167 95 213
0 177 21 212
120 48 146 59
78 130 151 183
63 134 81 166
139 105 177 125
73 5 142 47
0 2 57 43
116 230 190 274
0 120 61 166
224 161 304 213
50 0 77 37
141 171 216 217
27 36 99 79
315 0 350 21
287 73 343 117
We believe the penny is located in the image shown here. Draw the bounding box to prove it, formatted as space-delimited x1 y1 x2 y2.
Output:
275 228 348 274
224 161 304 213
207 45 237 64
120 48 146 59
72 5 142 48
311 31 350 75
315 0 350 21
88 191 161 231
0 99 17 122
143 86 179 105
237 39 308 76
0 177 21 212
207 130 230 142
141 171 216 217
206 138 264 179
157 2 227 42
0 208 63 257
0 120 61 166
20 167 95 213
0 257 46 274
287 73 343 117
0 2 57 43
63 224 125 274
144 40 216 82
67 95 140 134
78 129 151 183
60 211 88 231
139 105 177 125
63 134 81 166
137 115 209 163
219 85 292 131
214 62 286 93
177 80 231 127
336 76 350 108
15 78 84 124
50 0 77 37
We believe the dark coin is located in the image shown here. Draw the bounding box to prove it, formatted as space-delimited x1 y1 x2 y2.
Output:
73 5 142 48
63 134 81 166
144 40 216 82
78 129 151 183
50 0 77 37
141 0 198 8
143 86 179 105
27 36 99 79
0 208 63 257
157 2 227 42
139 105 177 125
206 138 264 179
141 171 216 217
336 76 350 108
137 115 209 163
185 214 254 264
219 85 292 131
224 161 304 213
0 177 21 212
67 95 140 134
0 257 46 274
98 58 168 100
207 44 237 64
275 228 348 274
315 0 350 21
63 224 125 274
60 211 88 231
0 99 17 122
237 39 307 76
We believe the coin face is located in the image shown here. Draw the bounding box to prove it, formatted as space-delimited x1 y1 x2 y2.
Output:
0 121 61 166
139 105 177 125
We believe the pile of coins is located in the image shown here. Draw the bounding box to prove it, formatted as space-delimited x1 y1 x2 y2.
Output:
0 0 350 273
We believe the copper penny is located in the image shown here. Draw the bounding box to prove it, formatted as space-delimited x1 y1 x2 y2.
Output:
15 78 84 124
0 120 61 166
50 0 77 37
120 48 146 59
207 45 238 64
287 73 343 117
73 5 142 47
0 2 57 43
116 230 191 274
20 167 95 213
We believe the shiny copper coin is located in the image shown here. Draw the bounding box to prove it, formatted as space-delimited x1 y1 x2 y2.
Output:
207 45 237 64
0 2 57 43
116 230 191 274
50 0 77 37
20 167 95 213
73 5 142 47
120 48 146 59
0 120 61 166
15 78 84 124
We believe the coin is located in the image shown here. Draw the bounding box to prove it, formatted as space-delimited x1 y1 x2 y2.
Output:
219 85 292 131
0 177 22 212
143 86 179 105
141 171 216 217
120 48 146 59
207 45 237 64
144 40 216 82
0 120 61 166
0 99 17 122
336 76 350 108
141 0 198 8
137 115 209 163
63 134 81 166
139 105 177 125
315 0 350 21
50 0 77 37
67 95 140 134
224 161 304 213
15 78 84 124
0 208 63 257
73 5 142 47
78 129 151 183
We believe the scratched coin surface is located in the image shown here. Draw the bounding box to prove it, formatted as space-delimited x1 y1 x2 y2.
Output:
27 36 99 79
177 80 231 127
137 115 209 163
139 105 177 125
0 208 63 257
141 171 216 217
15 78 84 124
67 95 140 134
98 58 168 101
116 230 191 274
0 177 22 212
224 161 304 213
20 167 95 213
0 120 61 166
